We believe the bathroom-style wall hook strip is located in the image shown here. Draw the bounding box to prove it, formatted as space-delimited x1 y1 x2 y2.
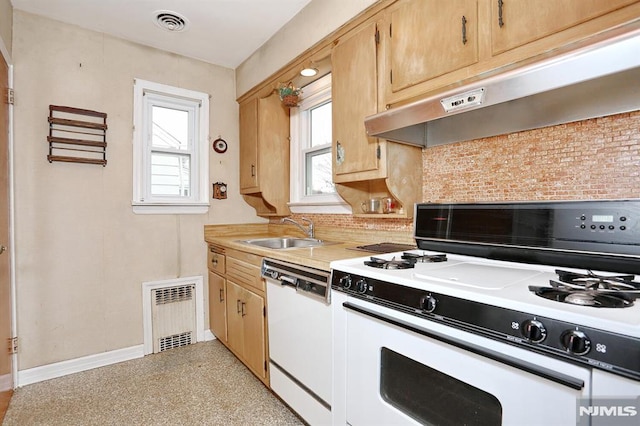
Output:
47 105 108 166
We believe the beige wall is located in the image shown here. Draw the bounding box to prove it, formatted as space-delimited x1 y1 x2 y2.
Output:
12 10 260 370
236 0 376 97
0 0 11 56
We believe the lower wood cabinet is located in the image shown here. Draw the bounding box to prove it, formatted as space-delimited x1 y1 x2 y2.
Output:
225 280 267 381
207 245 269 385
208 270 227 342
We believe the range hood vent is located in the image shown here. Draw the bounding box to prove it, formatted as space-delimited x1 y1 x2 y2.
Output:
365 23 640 147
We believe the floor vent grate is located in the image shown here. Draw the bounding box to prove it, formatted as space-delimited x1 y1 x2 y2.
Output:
159 331 193 352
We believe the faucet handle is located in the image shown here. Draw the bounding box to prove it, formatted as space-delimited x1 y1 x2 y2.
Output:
300 217 315 238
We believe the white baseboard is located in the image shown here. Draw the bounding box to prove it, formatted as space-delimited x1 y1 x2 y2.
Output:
17 344 144 387
204 329 216 341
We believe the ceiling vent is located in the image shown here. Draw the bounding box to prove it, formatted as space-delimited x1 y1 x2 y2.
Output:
153 10 188 32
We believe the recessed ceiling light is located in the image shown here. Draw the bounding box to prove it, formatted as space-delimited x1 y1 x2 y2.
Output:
300 67 318 77
153 10 189 32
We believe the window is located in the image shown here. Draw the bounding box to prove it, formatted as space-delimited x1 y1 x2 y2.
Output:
133 79 209 214
289 74 350 214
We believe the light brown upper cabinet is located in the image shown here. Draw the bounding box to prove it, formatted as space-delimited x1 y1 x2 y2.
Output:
331 19 422 218
490 0 639 55
239 92 290 217
332 21 381 182
385 0 479 94
380 0 640 107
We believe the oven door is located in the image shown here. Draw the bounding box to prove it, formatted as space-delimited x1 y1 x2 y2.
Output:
342 299 591 426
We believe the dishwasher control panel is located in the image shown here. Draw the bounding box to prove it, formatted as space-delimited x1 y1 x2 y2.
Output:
261 258 331 303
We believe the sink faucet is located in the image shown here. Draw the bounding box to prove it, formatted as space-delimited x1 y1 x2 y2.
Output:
281 217 315 239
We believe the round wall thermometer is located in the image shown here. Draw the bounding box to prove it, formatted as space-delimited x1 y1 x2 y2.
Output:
213 137 228 153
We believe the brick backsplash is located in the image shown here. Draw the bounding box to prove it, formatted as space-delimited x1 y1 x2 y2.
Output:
275 111 640 233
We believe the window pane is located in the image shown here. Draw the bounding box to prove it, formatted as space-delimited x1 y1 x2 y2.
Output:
305 148 335 195
310 102 332 147
152 106 189 150
150 152 191 196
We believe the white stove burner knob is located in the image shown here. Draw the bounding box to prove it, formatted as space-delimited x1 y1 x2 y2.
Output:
521 319 547 343
561 330 591 356
420 294 437 313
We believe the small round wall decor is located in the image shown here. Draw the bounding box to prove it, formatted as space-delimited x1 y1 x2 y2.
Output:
213 137 228 153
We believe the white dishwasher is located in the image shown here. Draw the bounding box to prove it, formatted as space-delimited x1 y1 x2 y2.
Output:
262 258 332 425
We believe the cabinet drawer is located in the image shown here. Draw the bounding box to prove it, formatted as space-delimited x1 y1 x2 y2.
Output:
227 257 264 292
207 246 226 274
226 248 263 267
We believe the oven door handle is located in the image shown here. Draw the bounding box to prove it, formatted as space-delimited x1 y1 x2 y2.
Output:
343 302 585 391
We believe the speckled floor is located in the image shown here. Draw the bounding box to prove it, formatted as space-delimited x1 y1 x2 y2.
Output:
3 340 304 425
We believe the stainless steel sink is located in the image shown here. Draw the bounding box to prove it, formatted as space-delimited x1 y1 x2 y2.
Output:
238 237 335 250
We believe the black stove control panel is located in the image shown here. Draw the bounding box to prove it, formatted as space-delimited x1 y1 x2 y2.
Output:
414 200 640 274
331 269 640 381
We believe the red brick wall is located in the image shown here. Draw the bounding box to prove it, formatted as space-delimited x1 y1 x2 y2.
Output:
280 110 640 232
423 111 639 202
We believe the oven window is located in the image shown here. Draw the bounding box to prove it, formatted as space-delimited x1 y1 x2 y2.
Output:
380 348 502 426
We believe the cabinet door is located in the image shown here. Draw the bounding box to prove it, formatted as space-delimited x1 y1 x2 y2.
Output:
241 288 267 380
239 98 259 193
491 0 638 55
208 271 227 342
387 0 479 92
332 21 381 181
225 280 245 356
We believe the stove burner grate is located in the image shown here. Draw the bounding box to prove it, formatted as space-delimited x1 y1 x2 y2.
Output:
364 252 447 269
529 286 634 308
401 252 448 263
555 270 640 291
529 269 639 308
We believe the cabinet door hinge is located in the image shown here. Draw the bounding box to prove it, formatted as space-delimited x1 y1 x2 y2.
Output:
9 336 18 354
6 88 14 105
376 145 381 159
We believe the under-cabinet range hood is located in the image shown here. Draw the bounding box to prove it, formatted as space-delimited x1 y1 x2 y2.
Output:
364 23 640 147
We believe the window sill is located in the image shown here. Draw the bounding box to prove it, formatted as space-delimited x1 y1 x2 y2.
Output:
288 201 352 215
132 202 210 215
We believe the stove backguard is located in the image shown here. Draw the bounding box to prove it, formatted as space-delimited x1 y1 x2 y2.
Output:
414 200 640 274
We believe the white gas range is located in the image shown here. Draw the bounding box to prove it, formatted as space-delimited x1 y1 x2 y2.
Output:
330 200 640 426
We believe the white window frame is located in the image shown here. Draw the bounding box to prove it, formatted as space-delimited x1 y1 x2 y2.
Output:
132 79 209 214
289 74 350 214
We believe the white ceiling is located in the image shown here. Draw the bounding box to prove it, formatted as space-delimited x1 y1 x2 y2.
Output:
10 0 313 69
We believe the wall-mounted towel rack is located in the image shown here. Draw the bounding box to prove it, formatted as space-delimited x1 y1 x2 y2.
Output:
48 105 107 166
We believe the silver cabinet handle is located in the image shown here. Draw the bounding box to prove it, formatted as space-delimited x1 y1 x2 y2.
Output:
219 288 224 303
0 246 6 255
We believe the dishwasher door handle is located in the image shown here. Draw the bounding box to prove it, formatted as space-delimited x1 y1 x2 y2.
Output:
279 275 298 287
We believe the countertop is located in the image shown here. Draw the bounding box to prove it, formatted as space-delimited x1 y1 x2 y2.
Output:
204 223 415 271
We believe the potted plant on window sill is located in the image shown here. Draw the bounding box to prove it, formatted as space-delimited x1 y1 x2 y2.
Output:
278 82 302 108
